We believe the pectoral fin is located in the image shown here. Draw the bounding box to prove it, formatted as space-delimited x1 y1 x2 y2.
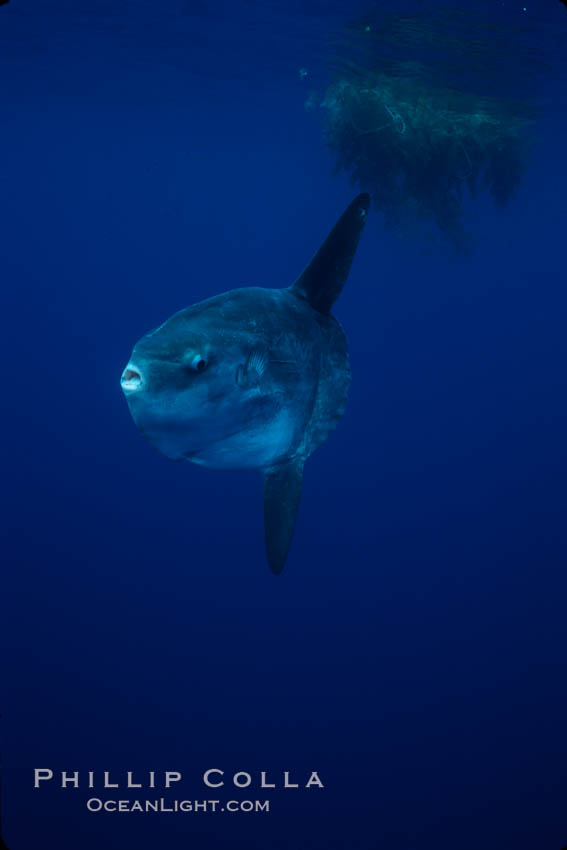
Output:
262 459 303 574
236 346 269 388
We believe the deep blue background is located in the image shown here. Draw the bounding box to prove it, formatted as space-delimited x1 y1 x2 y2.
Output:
2 1 567 848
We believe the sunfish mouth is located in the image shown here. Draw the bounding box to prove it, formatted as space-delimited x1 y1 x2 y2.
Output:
121 364 144 393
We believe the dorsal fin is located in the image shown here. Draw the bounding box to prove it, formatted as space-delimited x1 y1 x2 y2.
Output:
290 193 370 314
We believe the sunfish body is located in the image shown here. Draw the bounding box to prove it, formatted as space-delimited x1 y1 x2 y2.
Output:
121 194 370 573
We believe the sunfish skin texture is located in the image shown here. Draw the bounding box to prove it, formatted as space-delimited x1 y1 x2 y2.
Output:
121 194 370 573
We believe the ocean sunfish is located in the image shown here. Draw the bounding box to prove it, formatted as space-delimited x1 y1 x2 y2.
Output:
120 194 370 573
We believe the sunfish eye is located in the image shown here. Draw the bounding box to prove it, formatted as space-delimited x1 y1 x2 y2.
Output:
189 353 207 373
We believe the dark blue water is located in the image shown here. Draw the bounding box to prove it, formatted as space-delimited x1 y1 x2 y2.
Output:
2 2 567 848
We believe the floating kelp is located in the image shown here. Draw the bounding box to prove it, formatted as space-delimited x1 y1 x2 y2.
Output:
309 9 540 253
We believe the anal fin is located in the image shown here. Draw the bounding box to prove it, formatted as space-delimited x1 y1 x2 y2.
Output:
262 459 303 574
